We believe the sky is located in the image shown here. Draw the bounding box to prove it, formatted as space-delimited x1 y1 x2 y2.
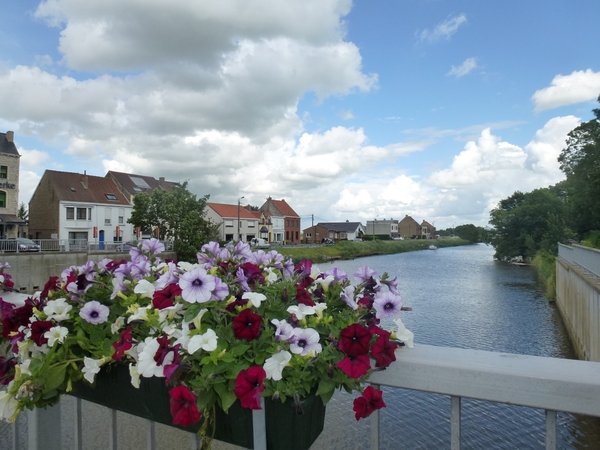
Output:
2 0 600 231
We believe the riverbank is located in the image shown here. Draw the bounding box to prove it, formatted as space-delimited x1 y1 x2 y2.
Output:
531 250 557 300
277 238 470 263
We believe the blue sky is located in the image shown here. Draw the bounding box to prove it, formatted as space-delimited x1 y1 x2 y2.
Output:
1 0 600 230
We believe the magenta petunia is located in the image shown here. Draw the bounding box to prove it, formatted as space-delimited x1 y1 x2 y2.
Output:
353 386 386 420
234 366 266 409
336 354 371 378
232 309 262 341
338 323 372 356
169 385 201 427
371 334 397 368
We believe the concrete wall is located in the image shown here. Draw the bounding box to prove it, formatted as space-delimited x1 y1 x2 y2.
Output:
1 250 177 294
556 257 600 361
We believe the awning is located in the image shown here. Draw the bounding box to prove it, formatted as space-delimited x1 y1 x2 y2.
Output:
0 214 27 225
260 226 268 233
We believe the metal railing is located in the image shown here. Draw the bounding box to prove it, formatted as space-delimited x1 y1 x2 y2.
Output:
0 239 174 253
6 344 600 450
558 243 600 278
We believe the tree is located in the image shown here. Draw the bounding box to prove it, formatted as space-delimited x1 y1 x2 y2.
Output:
17 202 28 221
454 224 481 244
128 182 220 262
558 95 600 237
488 187 570 260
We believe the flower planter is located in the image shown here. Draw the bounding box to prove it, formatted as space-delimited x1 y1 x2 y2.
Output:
69 364 326 450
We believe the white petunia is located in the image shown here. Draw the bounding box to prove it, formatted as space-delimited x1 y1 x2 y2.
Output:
137 337 173 378
0 391 20 422
393 318 414 349
263 350 292 381
313 303 327 318
286 304 315 320
265 268 278 283
242 292 267 308
82 357 105 383
127 306 150 323
134 279 156 298
111 316 126 334
314 275 335 291
129 364 140 388
44 326 69 347
187 329 218 354
43 298 72 322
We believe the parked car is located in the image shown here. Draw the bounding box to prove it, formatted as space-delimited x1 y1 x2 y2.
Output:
250 238 270 249
321 238 334 245
15 238 41 252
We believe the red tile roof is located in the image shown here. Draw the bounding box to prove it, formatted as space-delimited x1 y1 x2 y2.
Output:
207 202 259 219
42 170 130 205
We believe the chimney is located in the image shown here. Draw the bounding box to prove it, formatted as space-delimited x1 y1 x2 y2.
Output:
6 131 14 142
82 170 88 189
159 177 165 188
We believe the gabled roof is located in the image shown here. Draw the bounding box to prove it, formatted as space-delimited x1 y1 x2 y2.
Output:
421 220 435 228
107 171 178 196
39 170 130 206
315 222 363 233
260 197 299 218
399 215 420 225
0 132 19 156
207 202 259 220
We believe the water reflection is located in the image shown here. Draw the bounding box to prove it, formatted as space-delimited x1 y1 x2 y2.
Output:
313 243 600 449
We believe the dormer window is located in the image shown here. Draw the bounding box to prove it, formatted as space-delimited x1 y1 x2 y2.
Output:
106 193 118 201
70 187 76 192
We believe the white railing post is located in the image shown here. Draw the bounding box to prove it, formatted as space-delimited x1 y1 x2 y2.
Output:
370 383 380 450
545 410 557 450
28 404 62 450
146 419 156 450
108 408 118 450
450 396 461 450
252 398 267 450
74 397 83 450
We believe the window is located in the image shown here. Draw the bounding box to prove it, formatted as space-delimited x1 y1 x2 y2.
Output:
118 216 124 224
105 207 112 225
118 208 124 224
306 232 312 237
66 207 74 219
0 191 5 208
88 208 92 220
105 218 111 225
248 221 255 228
77 208 87 219
295 231 299 240
0 166 7 179
105 193 118 201
225 220 233 227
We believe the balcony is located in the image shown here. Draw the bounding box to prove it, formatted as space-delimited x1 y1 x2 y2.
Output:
5 343 600 450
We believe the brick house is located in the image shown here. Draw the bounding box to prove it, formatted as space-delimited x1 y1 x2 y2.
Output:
399 215 421 239
421 220 436 239
366 218 399 239
0 131 26 239
205 202 259 242
28 170 134 246
303 221 365 243
259 197 300 243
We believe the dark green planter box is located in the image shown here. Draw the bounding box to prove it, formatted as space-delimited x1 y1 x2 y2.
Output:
69 364 325 450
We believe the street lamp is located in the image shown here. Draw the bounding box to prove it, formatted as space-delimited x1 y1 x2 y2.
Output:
237 196 245 242
372 215 379 241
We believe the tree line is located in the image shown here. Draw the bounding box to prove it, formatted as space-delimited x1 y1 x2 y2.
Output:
488 96 600 260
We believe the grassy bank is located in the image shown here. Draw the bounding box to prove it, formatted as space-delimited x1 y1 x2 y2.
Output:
277 238 470 264
531 250 556 300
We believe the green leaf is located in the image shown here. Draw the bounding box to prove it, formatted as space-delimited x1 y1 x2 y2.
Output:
89 326 106 345
184 303 204 322
220 390 237 413
316 379 335 397
229 344 251 357
42 364 67 391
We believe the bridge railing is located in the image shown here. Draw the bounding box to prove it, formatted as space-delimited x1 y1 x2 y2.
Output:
0 239 174 253
558 242 600 278
5 344 600 450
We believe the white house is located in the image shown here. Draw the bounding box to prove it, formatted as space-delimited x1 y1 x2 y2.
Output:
205 202 260 242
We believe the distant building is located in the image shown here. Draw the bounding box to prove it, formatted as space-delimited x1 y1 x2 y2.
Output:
303 221 365 243
399 215 421 239
205 202 259 242
0 131 25 239
28 170 133 245
106 171 179 205
421 220 436 239
259 197 300 243
365 218 398 238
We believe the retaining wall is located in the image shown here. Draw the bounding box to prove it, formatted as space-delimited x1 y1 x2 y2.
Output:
556 256 600 361
0 251 177 294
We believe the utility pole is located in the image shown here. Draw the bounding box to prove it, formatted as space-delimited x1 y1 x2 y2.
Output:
312 214 314 243
237 196 245 242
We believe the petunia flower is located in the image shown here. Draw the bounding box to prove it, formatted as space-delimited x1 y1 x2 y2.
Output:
30 320 54 346
82 357 106 383
290 328 322 356
141 238 165 255
336 354 371 379
263 350 292 381
0 391 20 422
44 326 69 347
371 334 397 368
340 286 359 310
242 292 267 308
133 279 155 298
234 366 266 409
112 326 133 361
232 309 262 341
295 286 315 306
179 267 216 303
339 324 371 356
79 301 110 325
169 385 201 427
152 283 182 309
354 266 377 283
187 329 218 354
271 319 294 342
393 318 414 348
372 292 403 319
286 304 315 320
43 298 72 322
353 386 386 420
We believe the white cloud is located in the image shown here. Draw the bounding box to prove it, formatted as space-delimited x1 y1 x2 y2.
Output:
532 69 600 111
447 58 477 78
338 109 354 120
418 14 467 43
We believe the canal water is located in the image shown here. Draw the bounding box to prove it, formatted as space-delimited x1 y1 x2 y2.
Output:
311 243 600 450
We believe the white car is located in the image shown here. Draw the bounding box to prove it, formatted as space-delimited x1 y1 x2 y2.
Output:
250 238 270 249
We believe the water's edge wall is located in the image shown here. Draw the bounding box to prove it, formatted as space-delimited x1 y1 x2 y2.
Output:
1 251 177 294
555 257 600 361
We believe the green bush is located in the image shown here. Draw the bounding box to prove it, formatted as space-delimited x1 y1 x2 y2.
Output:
532 250 556 300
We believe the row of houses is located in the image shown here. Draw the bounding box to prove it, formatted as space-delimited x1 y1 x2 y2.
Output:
302 216 436 244
1 131 434 247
